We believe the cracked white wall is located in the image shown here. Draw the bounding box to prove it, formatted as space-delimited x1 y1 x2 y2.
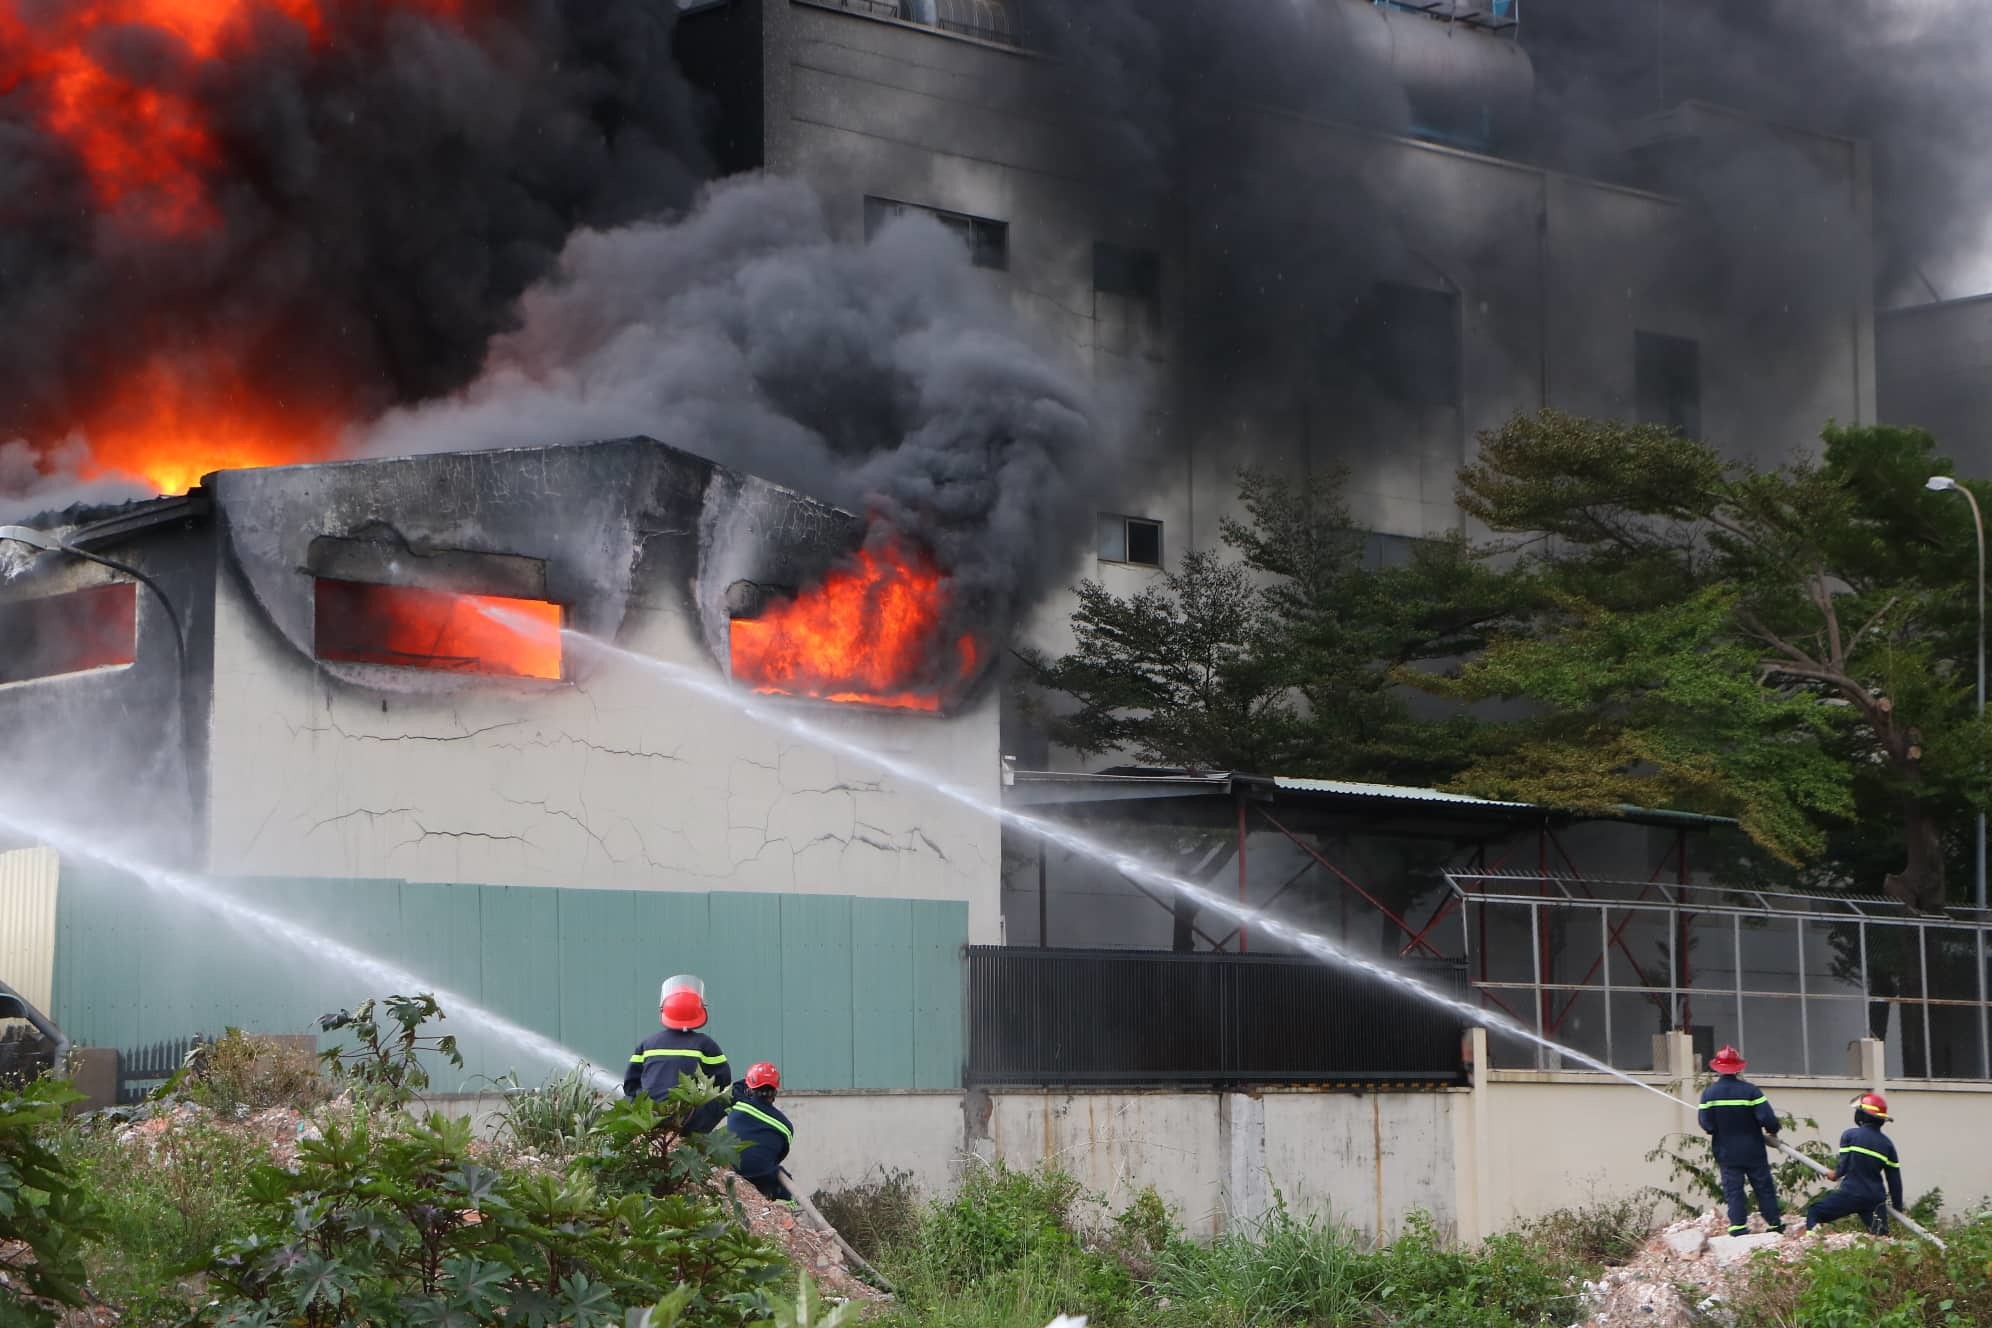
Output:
203 570 1002 942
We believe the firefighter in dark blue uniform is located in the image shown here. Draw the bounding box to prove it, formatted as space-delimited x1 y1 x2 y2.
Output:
1697 1045 1784 1235
1807 1093 1904 1235
723 1061 795 1202
624 974 731 1134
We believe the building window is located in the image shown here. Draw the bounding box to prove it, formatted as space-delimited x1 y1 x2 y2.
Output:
1098 515 1162 568
0 582 137 685
1343 282 1460 408
1636 331 1702 439
1362 531 1418 571
1093 241 1163 356
313 579 563 680
864 196 1009 271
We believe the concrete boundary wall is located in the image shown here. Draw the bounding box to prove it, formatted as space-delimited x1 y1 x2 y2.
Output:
428 1032 1992 1244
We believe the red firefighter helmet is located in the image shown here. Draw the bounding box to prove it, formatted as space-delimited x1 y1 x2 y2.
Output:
659 974 709 1030
1709 1045 1747 1074
744 1062 781 1091
1856 1091 1891 1121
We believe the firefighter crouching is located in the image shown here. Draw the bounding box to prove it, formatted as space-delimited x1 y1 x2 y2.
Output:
1697 1044 1785 1236
625 973 732 1134
1807 1093 1905 1235
723 1061 796 1202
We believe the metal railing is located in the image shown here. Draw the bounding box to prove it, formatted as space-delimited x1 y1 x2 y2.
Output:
1445 872 1992 1080
966 946 1468 1088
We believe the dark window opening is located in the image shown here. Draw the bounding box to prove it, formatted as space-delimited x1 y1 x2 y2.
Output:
0 582 137 685
1344 282 1461 408
1093 242 1161 303
1363 531 1419 571
864 196 1009 270
1636 330 1702 439
313 579 563 680
1098 515 1163 568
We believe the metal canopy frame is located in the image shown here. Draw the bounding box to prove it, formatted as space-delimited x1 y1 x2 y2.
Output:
1446 869 1992 1081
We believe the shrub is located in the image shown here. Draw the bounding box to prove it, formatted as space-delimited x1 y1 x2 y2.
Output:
1645 1110 1835 1219
0 1078 102 1325
57 1109 265 1320
317 993 461 1109
812 1168 922 1264
494 1064 609 1159
1519 1195 1654 1267
880 1163 1137 1327
185 1028 330 1113
1729 1216 1992 1328
194 1108 783 1327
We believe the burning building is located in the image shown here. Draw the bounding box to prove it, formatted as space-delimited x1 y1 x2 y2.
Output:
0 439 995 1091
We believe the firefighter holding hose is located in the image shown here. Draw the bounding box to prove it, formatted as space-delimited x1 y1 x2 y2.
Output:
1807 1093 1905 1235
723 1061 797 1202
626 973 732 1133
1698 1044 1785 1235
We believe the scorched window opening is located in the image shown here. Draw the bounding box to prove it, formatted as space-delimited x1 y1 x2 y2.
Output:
0 581 139 686
312 579 564 680
1097 515 1163 569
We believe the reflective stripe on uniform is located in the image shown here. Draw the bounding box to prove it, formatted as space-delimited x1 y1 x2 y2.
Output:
1703 1098 1769 1108
730 1100 793 1142
635 1048 728 1066
1839 1145 1899 1167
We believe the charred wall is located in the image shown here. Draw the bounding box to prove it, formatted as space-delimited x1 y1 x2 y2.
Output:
0 502 219 866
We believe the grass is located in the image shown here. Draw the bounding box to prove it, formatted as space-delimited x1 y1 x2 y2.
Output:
52 1113 266 1320
820 1161 1592 1328
493 1063 610 1158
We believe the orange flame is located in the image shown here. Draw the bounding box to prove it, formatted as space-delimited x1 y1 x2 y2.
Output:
728 541 978 712
1 0 470 493
1 0 464 232
67 351 344 495
315 580 562 680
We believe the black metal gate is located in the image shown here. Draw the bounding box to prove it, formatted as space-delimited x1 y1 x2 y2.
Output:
966 947 1468 1088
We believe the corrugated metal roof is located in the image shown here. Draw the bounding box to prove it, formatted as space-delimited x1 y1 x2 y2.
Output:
1269 776 1736 827
1271 776 1534 810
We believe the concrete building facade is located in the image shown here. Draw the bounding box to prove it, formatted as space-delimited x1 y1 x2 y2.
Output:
0 440 994 1087
674 0 1875 719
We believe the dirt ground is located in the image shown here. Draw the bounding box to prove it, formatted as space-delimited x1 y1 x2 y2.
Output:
1578 1208 1875 1328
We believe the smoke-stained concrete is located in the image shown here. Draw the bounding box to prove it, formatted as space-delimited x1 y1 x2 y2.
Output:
361 175 1116 683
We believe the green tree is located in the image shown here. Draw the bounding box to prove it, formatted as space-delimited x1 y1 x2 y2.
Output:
1436 410 1992 909
1022 466 1526 781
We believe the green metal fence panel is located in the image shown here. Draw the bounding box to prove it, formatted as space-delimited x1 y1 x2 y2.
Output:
704 893 781 1082
851 899 917 1089
50 866 967 1093
781 895 855 1090
912 901 969 1089
556 889 643 1078
475 886 562 1087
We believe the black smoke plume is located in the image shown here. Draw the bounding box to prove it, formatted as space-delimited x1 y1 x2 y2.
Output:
0 0 704 486
362 174 1112 673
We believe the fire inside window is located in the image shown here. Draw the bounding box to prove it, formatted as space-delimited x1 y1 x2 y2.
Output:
864 196 1009 271
1098 515 1162 569
0 582 138 686
312 579 563 680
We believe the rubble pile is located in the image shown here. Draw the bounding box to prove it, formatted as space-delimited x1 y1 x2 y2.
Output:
1578 1209 1870 1328
721 1182 891 1306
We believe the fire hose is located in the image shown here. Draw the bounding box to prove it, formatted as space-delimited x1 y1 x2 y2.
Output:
778 1168 897 1294
1771 1138 1946 1251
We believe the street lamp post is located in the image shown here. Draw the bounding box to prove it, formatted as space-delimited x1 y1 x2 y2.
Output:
1927 477 1987 911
